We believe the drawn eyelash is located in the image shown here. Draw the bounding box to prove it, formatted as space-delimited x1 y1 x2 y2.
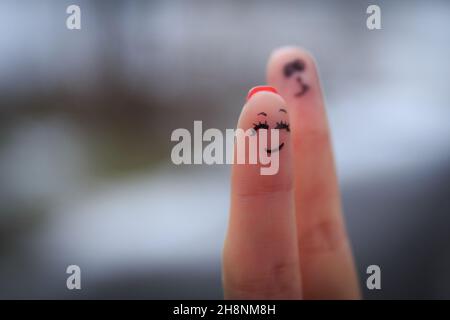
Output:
275 121 290 132
253 121 269 131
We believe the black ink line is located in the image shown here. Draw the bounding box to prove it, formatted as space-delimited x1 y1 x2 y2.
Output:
275 121 290 132
257 112 267 116
253 121 269 131
284 59 306 78
295 77 309 97
266 142 285 154
279 108 287 113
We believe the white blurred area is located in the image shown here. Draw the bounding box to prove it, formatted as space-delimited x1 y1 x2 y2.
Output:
1 0 450 298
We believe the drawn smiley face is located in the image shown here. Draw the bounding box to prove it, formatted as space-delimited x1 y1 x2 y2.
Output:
283 59 309 97
251 108 290 154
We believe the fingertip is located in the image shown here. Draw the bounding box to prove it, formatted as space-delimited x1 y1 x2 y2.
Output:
268 46 316 69
233 86 293 188
267 46 318 90
238 88 287 131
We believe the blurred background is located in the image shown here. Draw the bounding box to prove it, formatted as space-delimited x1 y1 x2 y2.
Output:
0 0 449 299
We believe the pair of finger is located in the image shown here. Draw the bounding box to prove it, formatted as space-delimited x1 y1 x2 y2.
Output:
223 47 360 299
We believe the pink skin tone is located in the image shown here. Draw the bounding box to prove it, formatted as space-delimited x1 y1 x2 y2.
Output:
224 90 301 299
223 47 360 300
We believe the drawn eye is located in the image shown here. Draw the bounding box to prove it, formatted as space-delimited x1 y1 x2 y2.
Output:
253 121 269 131
275 121 290 132
284 59 306 77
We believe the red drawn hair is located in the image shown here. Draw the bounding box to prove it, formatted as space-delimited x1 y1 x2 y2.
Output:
246 86 279 101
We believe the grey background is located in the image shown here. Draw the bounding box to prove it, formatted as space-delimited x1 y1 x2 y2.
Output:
0 0 449 299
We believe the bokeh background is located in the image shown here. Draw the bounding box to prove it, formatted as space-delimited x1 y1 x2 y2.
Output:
1 0 450 299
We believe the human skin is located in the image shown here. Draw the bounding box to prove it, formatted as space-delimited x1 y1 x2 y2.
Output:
222 47 361 299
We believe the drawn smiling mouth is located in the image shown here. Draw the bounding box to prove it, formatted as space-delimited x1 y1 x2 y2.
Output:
295 77 309 97
266 142 284 154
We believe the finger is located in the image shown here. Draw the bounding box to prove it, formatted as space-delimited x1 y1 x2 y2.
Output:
267 47 360 299
222 87 302 299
